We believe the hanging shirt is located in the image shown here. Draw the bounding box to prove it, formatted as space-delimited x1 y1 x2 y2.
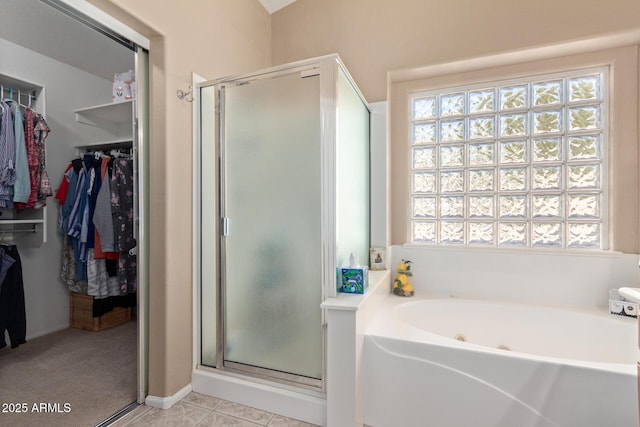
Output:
61 163 80 234
33 114 51 208
111 159 136 294
4 100 30 204
93 157 118 259
67 167 87 239
0 101 16 208
14 108 36 210
55 163 73 206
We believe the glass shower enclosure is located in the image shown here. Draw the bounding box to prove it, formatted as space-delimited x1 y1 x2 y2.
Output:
198 55 370 389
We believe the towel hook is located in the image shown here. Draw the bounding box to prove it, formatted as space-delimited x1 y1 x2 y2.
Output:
177 85 193 103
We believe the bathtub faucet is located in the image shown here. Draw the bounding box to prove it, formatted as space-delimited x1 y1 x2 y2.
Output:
612 288 639 317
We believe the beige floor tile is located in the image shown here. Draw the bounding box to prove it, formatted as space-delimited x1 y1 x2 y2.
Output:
109 395 321 427
197 411 263 426
267 414 319 427
183 392 225 410
125 401 211 427
215 400 274 425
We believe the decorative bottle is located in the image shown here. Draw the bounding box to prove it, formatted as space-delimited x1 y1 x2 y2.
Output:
393 259 414 297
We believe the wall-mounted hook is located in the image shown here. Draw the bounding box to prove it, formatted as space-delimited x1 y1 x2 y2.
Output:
177 85 193 103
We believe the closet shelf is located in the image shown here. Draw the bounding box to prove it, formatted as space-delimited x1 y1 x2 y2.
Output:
75 138 133 150
74 100 133 127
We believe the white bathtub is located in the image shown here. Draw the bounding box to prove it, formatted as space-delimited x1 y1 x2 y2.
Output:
363 296 639 427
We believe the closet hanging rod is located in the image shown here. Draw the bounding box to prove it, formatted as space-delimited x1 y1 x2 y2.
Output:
0 225 38 233
0 85 37 107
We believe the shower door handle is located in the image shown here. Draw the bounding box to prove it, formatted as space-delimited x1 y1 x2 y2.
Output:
221 217 230 236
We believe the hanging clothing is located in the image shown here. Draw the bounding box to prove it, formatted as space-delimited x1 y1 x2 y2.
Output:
0 247 15 290
55 163 73 206
34 114 51 207
84 154 102 253
67 167 87 239
0 245 25 349
0 103 47 210
57 161 87 291
0 101 16 209
93 157 118 259
4 100 30 203
111 158 137 294
55 164 73 233
86 249 119 299
60 234 85 294
78 155 95 262
57 153 135 296
66 166 88 283
14 108 37 210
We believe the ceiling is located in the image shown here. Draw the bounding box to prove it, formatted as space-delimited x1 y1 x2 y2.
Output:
259 0 298 14
1 0 135 82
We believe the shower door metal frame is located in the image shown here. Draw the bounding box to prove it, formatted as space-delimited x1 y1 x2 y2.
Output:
38 0 151 408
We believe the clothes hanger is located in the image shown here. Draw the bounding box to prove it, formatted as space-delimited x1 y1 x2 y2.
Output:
0 86 6 113
17 91 30 110
0 230 11 245
110 149 132 159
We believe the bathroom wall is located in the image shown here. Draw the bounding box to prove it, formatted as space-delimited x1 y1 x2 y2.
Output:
89 0 272 399
272 0 640 103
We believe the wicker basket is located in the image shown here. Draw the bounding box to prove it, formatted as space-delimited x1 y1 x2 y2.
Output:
70 292 131 332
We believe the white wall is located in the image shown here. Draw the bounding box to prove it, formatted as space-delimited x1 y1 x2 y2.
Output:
0 37 125 339
390 245 640 310
369 101 387 249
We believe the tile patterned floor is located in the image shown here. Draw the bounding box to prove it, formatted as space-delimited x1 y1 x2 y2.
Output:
112 392 319 427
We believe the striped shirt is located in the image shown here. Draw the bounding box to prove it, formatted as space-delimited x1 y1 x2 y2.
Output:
67 168 87 239
0 101 16 208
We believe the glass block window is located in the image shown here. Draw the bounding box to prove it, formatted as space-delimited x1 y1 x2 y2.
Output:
409 68 607 249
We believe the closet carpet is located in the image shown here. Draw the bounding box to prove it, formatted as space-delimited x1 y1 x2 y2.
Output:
0 319 137 427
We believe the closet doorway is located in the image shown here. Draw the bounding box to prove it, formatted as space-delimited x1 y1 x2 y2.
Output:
0 1 148 426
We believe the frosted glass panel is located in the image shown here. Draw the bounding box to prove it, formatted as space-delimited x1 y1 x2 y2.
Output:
441 93 464 117
200 85 217 367
222 73 322 379
336 67 370 269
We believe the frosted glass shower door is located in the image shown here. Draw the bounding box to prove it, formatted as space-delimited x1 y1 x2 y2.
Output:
221 72 322 381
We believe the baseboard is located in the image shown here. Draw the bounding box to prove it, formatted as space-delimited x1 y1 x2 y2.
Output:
145 383 192 409
24 323 69 341
192 369 326 426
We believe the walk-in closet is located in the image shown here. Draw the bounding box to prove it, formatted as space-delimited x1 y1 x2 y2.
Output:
0 1 145 425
